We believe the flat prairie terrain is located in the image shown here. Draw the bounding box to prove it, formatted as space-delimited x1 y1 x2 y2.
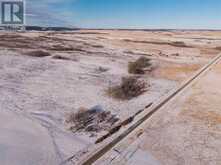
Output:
95 50 221 165
0 30 221 164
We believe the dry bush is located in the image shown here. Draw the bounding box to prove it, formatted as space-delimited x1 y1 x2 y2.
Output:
107 76 146 100
170 41 189 47
91 44 104 48
66 106 119 134
66 107 89 126
215 46 221 51
96 66 109 73
25 50 51 57
52 55 72 61
128 56 151 74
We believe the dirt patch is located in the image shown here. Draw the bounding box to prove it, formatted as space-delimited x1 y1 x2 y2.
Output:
181 95 221 125
200 48 219 57
180 84 221 126
189 111 221 125
152 62 201 81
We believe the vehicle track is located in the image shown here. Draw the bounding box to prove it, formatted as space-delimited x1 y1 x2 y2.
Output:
64 53 221 165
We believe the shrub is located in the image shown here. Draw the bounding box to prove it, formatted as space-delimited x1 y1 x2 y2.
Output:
91 44 104 48
52 55 71 61
107 76 146 100
66 106 120 133
128 56 151 74
170 41 188 47
25 50 51 57
66 107 92 127
215 46 221 51
97 66 109 73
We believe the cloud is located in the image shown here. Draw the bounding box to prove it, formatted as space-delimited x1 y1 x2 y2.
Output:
25 0 77 26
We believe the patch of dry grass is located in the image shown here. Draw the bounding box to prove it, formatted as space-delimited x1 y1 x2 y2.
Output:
107 76 146 100
123 39 191 48
49 45 76 51
169 41 189 48
52 55 72 61
215 46 221 51
25 50 51 57
128 56 151 74
92 45 104 48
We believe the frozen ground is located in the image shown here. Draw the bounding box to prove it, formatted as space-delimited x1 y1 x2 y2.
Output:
0 30 220 164
95 54 221 165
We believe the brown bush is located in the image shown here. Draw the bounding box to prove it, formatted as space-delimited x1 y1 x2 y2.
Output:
25 50 51 57
128 56 151 74
91 44 104 48
52 55 71 61
66 107 89 125
107 76 146 100
215 46 221 51
170 41 188 48
66 106 119 134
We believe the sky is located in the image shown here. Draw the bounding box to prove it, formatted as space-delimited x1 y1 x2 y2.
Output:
25 0 221 29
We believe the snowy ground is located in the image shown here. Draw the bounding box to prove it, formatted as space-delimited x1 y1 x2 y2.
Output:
95 54 221 165
0 30 220 164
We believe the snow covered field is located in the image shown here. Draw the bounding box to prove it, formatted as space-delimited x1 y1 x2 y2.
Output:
0 30 220 164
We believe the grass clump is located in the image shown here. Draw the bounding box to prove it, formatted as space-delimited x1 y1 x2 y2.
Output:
50 45 75 51
215 46 221 51
52 55 72 61
128 56 151 74
107 76 146 100
25 50 51 57
170 41 188 47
